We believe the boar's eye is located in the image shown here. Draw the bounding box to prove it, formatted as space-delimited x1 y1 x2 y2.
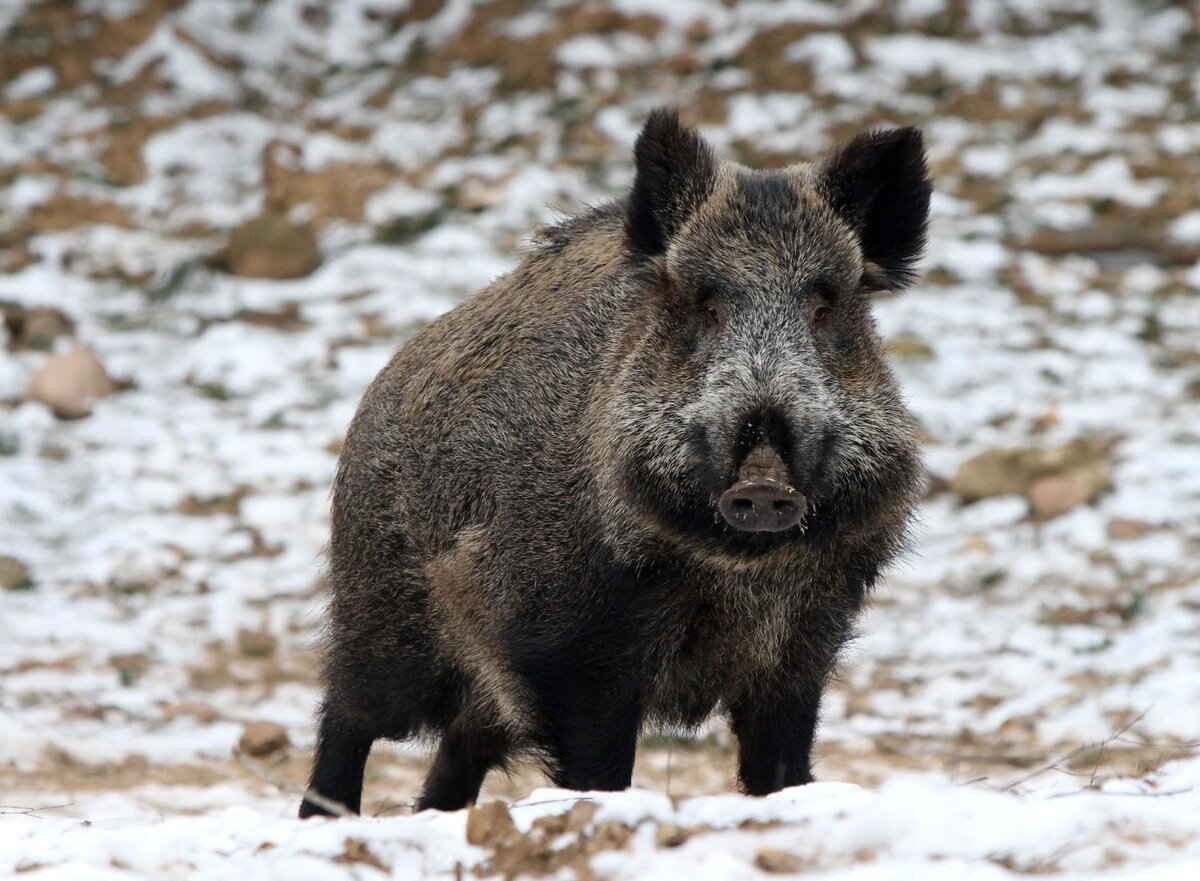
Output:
810 282 835 327
697 287 724 330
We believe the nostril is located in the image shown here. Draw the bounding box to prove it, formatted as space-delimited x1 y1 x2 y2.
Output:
719 481 807 532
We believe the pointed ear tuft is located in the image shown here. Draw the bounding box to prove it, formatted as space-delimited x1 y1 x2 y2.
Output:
626 108 718 256
819 127 932 290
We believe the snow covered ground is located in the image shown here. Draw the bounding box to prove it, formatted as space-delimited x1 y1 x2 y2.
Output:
1 0 1198 877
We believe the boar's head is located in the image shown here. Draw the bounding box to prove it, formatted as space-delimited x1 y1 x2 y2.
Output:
605 108 928 559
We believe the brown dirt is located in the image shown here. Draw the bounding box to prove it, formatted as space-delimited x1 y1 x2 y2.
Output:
1 0 184 91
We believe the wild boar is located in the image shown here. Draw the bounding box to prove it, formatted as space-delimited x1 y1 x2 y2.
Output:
300 108 929 817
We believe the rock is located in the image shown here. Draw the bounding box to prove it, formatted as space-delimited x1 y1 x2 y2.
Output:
1107 517 1150 540
224 211 318 279
655 824 690 848
233 304 310 332
238 721 290 757
1040 604 1099 626
1027 475 1091 519
162 701 218 723
0 555 32 590
755 847 809 873
952 447 1036 501
3 305 73 351
952 440 1111 503
27 348 114 419
1028 466 1110 520
236 628 277 657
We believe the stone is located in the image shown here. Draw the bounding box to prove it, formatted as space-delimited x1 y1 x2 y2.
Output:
0 555 32 590
1107 517 1150 540
224 211 319 279
1028 475 1090 519
952 440 1111 503
27 348 114 419
238 721 289 757
952 447 1036 501
755 847 809 873
655 824 690 848
162 701 218 723
1028 466 1110 520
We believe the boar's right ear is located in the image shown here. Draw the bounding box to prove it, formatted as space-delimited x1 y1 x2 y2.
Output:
626 108 718 256
818 127 932 291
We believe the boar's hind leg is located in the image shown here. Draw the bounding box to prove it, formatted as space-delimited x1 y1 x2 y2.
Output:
299 711 375 818
730 679 822 796
415 717 510 812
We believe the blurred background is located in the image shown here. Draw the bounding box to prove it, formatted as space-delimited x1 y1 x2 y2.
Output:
1 0 1198 819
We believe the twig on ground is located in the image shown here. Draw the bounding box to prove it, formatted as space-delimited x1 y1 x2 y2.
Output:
232 749 354 818
0 803 73 817
373 801 415 817
1045 787 1194 800
1113 735 1200 750
510 796 595 810
1000 709 1150 793
956 776 991 787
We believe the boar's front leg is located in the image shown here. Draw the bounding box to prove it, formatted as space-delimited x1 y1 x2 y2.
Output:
517 648 643 792
545 679 642 792
729 678 822 795
299 710 376 818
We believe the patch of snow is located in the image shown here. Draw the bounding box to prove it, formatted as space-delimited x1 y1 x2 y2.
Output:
4 65 57 100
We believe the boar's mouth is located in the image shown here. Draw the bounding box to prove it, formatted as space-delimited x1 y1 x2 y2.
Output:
718 443 808 533
620 428 832 557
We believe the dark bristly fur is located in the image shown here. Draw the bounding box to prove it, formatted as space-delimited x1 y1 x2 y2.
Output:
299 108 931 818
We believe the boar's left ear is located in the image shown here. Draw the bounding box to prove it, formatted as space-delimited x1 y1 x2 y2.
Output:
819 127 932 291
626 108 718 256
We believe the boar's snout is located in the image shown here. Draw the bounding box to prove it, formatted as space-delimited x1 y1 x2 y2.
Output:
719 481 804 532
718 443 806 532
